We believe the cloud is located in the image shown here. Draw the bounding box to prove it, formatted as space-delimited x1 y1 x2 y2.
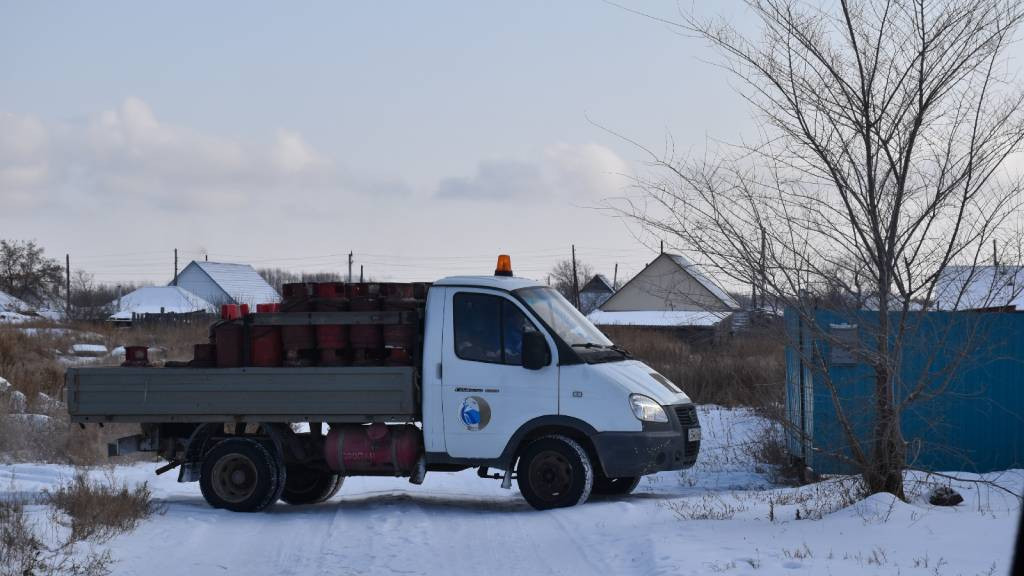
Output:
436 159 545 199
0 97 361 213
434 142 630 201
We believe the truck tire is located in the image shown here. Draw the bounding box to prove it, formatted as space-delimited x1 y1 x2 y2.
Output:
516 435 593 510
281 466 344 505
592 474 641 497
199 438 282 512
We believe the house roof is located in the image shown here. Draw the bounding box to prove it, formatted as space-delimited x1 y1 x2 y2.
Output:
0 290 33 323
109 286 215 320
587 309 731 327
933 265 1024 310
599 252 740 312
581 274 614 294
665 254 740 309
176 261 280 304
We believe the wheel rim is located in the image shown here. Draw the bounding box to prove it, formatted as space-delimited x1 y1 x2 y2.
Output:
211 454 259 504
528 450 573 502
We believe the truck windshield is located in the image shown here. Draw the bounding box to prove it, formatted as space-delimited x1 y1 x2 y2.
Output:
515 286 613 348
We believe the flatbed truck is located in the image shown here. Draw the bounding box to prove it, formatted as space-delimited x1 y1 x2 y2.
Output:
66 257 701 511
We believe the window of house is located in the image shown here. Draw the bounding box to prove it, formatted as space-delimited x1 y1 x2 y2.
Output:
454 292 538 365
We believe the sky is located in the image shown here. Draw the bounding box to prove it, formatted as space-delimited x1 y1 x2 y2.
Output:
0 1 756 285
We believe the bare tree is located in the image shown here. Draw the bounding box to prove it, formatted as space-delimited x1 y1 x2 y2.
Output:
0 240 63 307
256 268 346 294
616 0 1024 498
548 259 595 305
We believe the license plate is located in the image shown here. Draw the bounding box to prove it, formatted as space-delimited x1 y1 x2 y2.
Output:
687 428 701 442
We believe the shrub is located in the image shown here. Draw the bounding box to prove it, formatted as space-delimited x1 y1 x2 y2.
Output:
0 491 113 576
46 472 162 543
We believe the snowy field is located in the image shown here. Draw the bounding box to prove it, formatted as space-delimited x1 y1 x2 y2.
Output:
2 406 1020 576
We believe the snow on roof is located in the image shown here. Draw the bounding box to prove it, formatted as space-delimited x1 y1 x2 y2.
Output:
666 254 741 310
933 265 1024 310
0 290 34 323
109 286 216 320
180 261 280 305
587 309 731 327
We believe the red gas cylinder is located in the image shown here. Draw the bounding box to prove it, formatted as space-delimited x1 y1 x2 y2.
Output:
121 346 151 367
213 321 244 367
382 283 419 366
315 282 350 366
281 283 316 366
191 343 217 367
349 283 383 365
324 423 422 476
221 304 240 320
248 303 283 366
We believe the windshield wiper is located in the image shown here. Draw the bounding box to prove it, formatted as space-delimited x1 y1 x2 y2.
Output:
571 342 633 358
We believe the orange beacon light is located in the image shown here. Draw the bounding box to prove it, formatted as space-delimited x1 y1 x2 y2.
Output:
494 254 513 277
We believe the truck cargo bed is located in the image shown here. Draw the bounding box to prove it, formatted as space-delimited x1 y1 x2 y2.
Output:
65 366 419 424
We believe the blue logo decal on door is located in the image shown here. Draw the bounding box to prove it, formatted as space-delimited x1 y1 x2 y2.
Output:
460 396 491 431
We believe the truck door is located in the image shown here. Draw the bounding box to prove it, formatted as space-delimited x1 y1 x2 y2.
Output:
441 288 558 459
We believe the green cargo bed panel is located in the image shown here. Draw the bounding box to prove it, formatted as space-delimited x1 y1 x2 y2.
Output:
66 366 419 423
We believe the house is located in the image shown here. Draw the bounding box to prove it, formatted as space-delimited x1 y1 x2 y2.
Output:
587 253 740 336
579 274 614 315
171 261 280 307
107 286 216 323
932 265 1024 310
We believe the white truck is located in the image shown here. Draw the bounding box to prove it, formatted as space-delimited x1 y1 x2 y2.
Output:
66 257 701 511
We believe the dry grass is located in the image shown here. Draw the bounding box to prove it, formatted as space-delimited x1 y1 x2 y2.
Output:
602 326 785 408
45 472 162 543
0 490 113 576
1 319 207 464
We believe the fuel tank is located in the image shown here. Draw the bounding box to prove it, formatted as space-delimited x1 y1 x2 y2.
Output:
324 423 422 477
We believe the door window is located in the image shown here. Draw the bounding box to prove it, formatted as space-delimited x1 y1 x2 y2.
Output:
454 292 538 366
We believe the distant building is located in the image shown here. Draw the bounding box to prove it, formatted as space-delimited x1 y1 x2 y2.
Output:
587 253 739 336
932 265 1024 310
579 274 615 315
107 286 215 323
171 261 280 307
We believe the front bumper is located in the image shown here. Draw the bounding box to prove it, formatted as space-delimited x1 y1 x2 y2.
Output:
591 404 701 478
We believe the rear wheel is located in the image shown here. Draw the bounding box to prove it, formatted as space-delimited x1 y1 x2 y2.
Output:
516 435 593 510
592 474 641 497
281 466 343 505
200 438 282 512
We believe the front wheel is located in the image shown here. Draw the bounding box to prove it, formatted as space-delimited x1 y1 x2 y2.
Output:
516 435 593 510
199 438 282 512
592 474 641 497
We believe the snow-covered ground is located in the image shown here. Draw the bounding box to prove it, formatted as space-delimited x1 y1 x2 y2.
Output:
1 406 1020 576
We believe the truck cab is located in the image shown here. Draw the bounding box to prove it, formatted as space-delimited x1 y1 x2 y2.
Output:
68 257 700 511
419 270 700 508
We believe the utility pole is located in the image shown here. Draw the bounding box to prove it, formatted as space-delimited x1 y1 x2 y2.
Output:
359 265 364 283
571 244 580 309
65 254 71 316
660 240 664 254
613 263 618 291
173 248 178 285
348 252 354 284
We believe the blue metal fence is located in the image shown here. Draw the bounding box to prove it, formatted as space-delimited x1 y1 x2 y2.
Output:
785 308 1024 474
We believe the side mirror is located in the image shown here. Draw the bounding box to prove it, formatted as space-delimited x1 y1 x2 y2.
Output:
522 331 550 370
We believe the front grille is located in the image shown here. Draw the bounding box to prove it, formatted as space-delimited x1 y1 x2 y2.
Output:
674 404 701 464
674 405 699 427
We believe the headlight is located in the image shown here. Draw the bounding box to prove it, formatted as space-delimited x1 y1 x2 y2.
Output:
629 394 668 423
